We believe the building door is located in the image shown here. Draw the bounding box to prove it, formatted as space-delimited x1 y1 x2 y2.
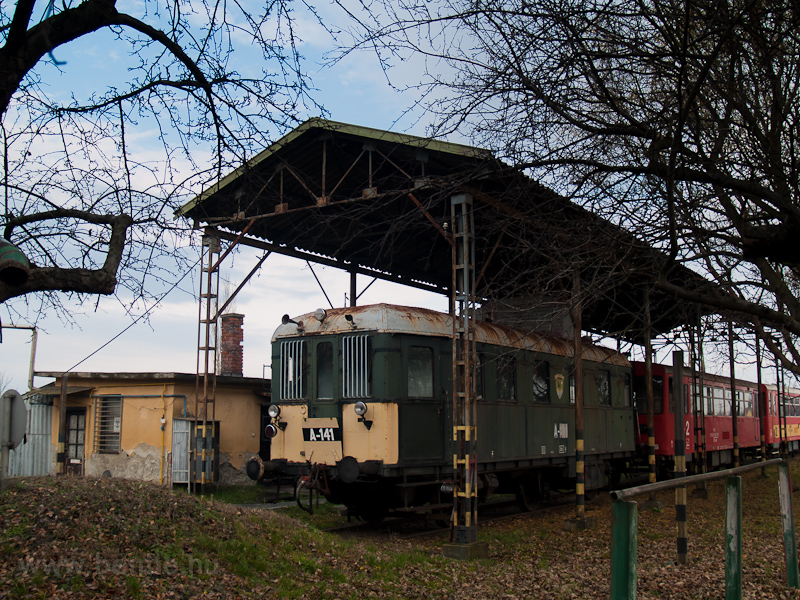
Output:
65 408 86 475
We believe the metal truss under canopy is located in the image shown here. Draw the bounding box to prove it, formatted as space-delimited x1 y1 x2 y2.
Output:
177 118 713 341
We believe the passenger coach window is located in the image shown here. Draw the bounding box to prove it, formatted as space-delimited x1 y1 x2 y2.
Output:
497 355 516 401
532 360 549 403
408 346 434 398
280 340 306 400
317 342 334 399
704 386 714 415
597 370 611 405
343 334 372 398
714 387 726 416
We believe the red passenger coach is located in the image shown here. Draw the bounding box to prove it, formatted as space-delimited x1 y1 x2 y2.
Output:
633 361 763 475
763 384 800 453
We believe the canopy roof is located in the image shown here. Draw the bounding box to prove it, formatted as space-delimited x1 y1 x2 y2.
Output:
178 118 712 341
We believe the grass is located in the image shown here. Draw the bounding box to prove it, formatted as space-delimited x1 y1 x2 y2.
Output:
4 463 800 599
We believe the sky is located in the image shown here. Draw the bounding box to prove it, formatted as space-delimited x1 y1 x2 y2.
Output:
0 0 775 393
0 0 451 394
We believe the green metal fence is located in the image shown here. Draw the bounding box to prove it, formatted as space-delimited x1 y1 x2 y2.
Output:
609 459 798 600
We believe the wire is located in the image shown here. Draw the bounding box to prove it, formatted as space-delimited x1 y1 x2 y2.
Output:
66 256 202 373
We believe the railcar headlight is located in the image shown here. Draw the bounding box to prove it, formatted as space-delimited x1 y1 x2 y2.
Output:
268 404 281 418
265 424 279 439
354 401 368 416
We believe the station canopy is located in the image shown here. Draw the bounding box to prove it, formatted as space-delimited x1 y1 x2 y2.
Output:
177 118 714 343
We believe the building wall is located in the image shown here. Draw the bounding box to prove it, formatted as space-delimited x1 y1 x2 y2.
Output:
48 377 264 485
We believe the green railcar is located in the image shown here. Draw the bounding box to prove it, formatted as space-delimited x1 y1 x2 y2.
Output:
252 303 635 519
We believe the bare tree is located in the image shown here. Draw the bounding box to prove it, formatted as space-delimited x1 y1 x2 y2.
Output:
335 0 800 371
1 0 323 318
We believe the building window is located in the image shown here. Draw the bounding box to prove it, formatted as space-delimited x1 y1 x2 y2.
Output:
532 360 550 403
94 396 122 453
408 346 434 398
280 340 306 400
343 334 372 398
317 342 334 399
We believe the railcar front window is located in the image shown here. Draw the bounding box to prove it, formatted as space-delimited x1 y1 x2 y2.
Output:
532 360 550 403
317 342 334 399
280 340 307 400
408 346 434 398
343 334 372 398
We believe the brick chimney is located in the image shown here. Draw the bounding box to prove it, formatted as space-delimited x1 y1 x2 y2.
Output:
220 313 244 377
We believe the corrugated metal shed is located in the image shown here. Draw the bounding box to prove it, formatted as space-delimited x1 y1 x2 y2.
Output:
8 394 53 477
178 118 717 341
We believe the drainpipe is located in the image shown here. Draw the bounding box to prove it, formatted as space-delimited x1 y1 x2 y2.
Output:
160 384 167 485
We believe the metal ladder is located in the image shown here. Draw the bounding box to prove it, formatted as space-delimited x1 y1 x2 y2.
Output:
194 233 220 490
451 194 479 544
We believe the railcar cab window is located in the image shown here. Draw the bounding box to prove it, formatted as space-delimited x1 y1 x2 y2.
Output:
408 346 434 398
634 375 664 414
280 340 307 400
666 377 690 414
317 342 334 399
496 354 517 401
532 360 550 403
343 334 372 398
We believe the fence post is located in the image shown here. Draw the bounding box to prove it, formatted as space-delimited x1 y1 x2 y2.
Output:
610 500 638 600
778 462 799 588
724 475 742 600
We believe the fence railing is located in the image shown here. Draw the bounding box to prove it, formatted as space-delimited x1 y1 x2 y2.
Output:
610 458 798 600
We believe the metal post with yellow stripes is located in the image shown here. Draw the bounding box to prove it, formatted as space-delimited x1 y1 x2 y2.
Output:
673 351 688 565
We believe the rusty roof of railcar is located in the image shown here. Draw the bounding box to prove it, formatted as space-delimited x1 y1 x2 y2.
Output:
272 304 629 366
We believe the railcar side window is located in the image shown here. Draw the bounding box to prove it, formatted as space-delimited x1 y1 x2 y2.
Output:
714 387 726 416
343 334 372 398
496 355 516 401
280 340 306 400
476 353 485 401
597 370 611 405
704 386 714 415
741 391 754 417
408 346 434 398
532 360 550 403
317 342 334 399
623 374 632 407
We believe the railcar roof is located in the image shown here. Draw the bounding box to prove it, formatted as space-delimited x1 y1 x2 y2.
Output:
272 304 629 367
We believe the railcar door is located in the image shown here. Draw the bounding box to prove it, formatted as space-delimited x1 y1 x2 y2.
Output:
398 337 445 462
